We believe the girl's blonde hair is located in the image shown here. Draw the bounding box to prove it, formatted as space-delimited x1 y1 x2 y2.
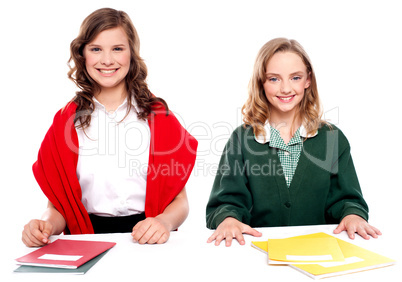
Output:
242 38 324 138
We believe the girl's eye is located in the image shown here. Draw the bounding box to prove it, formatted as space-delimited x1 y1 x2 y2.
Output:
91 47 101 52
269 77 279 82
292 76 301 81
114 47 123 51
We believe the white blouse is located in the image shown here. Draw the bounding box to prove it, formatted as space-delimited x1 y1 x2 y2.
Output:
76 97 150 217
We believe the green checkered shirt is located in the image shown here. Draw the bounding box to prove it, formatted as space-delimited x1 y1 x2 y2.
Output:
269 127 303 187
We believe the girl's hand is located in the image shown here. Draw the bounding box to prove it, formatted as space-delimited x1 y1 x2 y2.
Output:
334 214 382 240
207 217 262 247
132 217 170 244
22 219 54 247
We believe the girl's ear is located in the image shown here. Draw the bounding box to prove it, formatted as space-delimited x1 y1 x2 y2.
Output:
304 72 312 89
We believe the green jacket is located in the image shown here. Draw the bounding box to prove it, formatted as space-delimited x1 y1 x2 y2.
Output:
206 124 369 229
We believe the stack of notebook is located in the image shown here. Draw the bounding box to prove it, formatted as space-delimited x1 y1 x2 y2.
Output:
15 239 116 274
251 232 395 279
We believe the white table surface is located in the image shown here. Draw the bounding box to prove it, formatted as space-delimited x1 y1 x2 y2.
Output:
4 224 401 282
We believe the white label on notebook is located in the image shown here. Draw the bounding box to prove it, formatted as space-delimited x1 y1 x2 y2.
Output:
286 254 333 261
318 256 364 267
38 254 83 261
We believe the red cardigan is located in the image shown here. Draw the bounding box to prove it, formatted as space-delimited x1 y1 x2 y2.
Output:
32 102 198 234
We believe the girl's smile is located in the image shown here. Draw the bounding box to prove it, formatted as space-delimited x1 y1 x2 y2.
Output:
98 68 120 75
277 94 296 103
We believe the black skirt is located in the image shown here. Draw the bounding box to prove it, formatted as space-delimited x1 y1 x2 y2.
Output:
89 213 146 234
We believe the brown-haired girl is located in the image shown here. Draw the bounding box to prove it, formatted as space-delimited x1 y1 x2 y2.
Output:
206 38 380 246
22 8 197 247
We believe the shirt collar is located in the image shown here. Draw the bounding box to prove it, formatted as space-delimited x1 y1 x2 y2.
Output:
92 96 140 113
254 122 318 144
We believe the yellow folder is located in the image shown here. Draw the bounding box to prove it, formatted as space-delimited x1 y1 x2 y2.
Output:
251 232 395 279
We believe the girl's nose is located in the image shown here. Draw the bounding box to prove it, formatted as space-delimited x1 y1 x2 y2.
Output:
101 52 114 66
280 80 292 94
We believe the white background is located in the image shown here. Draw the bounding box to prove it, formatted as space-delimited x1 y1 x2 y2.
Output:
1 0 401 275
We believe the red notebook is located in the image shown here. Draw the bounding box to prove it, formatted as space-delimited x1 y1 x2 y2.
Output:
16 239 116 269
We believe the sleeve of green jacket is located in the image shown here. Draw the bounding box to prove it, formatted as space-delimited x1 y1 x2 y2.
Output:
325 129 369 222
206 129 252 229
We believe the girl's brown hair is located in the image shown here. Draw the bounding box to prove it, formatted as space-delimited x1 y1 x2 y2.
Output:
242 38 324 139
68 8 168 128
